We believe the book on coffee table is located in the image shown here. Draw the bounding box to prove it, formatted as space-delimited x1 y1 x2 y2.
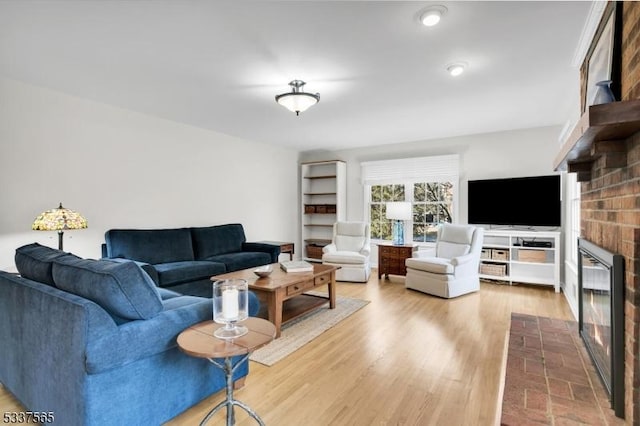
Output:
280 260 314 273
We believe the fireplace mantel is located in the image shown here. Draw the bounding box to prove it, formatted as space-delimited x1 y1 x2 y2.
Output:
554 100 640 181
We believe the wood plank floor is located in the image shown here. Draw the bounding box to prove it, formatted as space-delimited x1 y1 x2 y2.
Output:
0 275 573 425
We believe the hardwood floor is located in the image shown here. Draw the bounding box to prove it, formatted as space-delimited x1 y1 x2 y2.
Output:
0 275 573 426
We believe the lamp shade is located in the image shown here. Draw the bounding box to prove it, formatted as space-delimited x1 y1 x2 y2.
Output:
32 203 88 231
275 80 320 116
386 202 412 221
32 203 87 251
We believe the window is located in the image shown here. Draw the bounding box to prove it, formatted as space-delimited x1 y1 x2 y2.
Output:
362 155 459 244
413 182 453 242
567 173 581 265
370 184 405 240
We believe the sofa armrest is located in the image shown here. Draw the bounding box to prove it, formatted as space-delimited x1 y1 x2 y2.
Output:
242 242 281 263
86 296 212 374
451 253 474 266
451 253 479 277
413 247 436 258
323 243 337 254
104 257 159 285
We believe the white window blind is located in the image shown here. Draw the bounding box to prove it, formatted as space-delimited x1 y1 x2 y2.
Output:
361 154 459 185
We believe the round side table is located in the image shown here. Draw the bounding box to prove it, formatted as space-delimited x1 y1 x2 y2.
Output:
177 317 276 426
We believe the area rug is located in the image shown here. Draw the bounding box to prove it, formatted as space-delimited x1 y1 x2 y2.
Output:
500 313 622 425
249 293 369 366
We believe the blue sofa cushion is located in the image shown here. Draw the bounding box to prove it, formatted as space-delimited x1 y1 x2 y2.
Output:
191 224 246 260
105 229 194 264
205 252 271 272
154 261 226 286
52 257 163 320
14 243 79 286
157 287 182 300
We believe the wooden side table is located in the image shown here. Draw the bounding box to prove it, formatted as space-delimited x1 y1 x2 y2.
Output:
177 317 276 425
256 241 294 261
377 243 418 279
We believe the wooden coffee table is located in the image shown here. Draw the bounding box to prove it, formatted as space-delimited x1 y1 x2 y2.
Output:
212 263 339 338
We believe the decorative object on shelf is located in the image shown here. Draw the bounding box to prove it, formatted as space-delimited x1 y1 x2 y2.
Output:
253 265 273 278
581 1 621 112
386 202 412 245
212 279 249 339
32 202 88 250
275 80 320 116
593 80 616 104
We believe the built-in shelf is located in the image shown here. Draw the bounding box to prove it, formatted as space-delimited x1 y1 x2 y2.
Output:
303 175 337 180
301 161 346 261
554 100 640 181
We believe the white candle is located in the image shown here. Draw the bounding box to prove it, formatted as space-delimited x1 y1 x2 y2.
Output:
222 288 239 320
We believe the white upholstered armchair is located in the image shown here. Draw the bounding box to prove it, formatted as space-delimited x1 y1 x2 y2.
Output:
322 222 371 282
405 223 484 298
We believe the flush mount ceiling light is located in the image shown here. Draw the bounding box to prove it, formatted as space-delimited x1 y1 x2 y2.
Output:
447 62 467 77
418 5 448 27
275 80 320 116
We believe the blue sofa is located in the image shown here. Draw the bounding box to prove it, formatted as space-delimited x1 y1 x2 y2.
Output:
0 243 260 426
102 223 280 297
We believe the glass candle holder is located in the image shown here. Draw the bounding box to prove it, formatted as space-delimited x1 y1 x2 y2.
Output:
212 279 249 339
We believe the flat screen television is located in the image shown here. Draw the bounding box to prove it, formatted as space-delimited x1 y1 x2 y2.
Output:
468 175 561 227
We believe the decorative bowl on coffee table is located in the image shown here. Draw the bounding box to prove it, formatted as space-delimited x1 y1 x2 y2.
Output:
254 265 273 278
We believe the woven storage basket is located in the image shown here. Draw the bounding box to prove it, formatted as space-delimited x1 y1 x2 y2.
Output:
480 263 507 276
518 249 546 263
481 249 492 260
491 249 509 261
306 244 323 259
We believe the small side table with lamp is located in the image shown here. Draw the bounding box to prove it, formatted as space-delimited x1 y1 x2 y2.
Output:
378 202 417 279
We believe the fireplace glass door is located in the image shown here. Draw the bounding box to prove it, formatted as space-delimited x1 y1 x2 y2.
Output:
578 238 624 418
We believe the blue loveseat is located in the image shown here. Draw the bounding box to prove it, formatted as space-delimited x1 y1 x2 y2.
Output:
102 223 280 297
0 243 259 426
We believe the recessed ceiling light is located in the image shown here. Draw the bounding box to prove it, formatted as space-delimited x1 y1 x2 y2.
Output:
418 5 448 27
447 63 467 77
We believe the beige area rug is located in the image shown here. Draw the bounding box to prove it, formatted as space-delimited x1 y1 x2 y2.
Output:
249 293 369 366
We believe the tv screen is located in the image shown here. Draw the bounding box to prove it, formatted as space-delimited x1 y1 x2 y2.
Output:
468 175 561 227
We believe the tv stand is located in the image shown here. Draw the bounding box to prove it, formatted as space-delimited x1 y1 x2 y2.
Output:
479 230 560 292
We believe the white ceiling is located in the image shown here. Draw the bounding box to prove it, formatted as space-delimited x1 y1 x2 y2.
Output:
0 1 593 152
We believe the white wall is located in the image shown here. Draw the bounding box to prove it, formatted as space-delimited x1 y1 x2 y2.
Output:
0 77 299 271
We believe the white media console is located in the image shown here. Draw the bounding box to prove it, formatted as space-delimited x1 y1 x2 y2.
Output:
479 230 561 293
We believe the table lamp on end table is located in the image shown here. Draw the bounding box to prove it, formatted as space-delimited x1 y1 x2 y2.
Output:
386 202 411 245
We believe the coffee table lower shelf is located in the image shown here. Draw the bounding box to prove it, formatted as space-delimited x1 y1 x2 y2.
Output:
256 293 329 324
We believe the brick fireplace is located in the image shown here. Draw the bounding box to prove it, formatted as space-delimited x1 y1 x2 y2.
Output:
554 2 640 423
581 129 640 424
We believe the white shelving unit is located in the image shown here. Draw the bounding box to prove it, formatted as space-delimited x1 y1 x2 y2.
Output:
480 230 561 293
301 160 346 262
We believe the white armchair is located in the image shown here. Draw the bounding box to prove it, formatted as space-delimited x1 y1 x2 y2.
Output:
322 222 371 283
405 223 484 298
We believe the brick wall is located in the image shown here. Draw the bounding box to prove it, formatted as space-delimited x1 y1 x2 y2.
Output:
621 2 640 101
580 2 640 423
581 133 640 424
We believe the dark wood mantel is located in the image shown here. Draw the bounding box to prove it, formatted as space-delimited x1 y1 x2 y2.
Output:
554 100 640 181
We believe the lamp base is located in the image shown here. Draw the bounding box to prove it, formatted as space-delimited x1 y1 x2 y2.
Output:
392 220 405 245
214 323 248 340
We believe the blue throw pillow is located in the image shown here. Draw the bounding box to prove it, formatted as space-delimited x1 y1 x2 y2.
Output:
52 257 163 320
14 243 79 286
